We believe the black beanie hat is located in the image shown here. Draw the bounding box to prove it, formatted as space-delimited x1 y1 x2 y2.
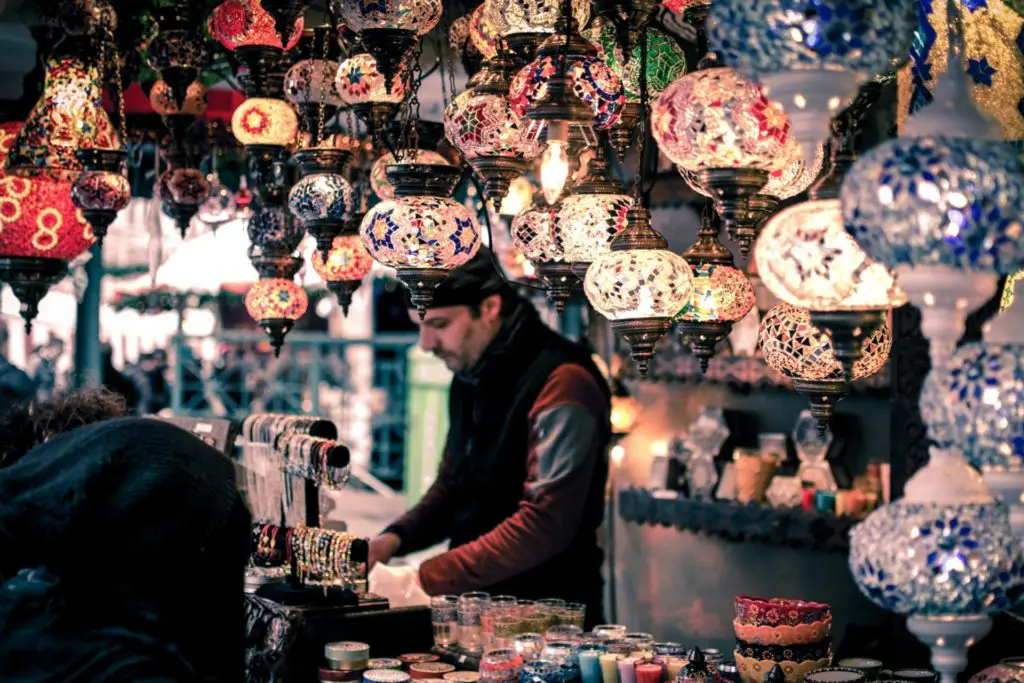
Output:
407 246 515 309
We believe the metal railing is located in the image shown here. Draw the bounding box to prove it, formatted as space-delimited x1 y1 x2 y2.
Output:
170 332 418 487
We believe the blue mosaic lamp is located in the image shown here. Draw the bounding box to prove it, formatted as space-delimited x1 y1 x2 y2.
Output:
840 0 1024 370
707 0 917 164
849 445 1024 683
920 278 1024 534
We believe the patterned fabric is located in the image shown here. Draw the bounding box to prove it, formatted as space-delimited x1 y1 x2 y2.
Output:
244 593 305 683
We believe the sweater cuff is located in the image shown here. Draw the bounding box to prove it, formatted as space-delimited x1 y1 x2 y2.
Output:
382 524 408 556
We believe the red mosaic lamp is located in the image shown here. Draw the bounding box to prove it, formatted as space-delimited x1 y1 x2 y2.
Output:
0 122 96 331
209 0 304 52
245 276 309 356
312 232 374 315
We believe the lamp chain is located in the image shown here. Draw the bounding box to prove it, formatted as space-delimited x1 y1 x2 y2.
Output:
436 33 448 110
438 7 456 110
633 30 648 205
316 27 330 146
409 40 423 152
946 0 966 75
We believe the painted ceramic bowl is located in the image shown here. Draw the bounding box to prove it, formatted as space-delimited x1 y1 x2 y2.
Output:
734 596 831 627
732 616 832 646
735 652 832 683
734 639 832 663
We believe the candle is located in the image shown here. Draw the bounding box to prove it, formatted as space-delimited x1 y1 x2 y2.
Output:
600 655 619 683
618 658 638 683
666 658 684 682
635 664 662 683
580 651 603 683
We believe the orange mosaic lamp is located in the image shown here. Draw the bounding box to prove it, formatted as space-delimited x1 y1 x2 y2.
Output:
208 0 304 51
312 233 374 315
0 122 95 331
245 277 309 356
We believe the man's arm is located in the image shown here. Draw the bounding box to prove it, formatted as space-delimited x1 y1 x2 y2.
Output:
417 364 607 594
382 442 458 556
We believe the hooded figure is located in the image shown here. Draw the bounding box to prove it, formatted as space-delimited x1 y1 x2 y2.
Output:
0 417 251 682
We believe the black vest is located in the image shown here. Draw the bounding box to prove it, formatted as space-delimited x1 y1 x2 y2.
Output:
445 305 610 615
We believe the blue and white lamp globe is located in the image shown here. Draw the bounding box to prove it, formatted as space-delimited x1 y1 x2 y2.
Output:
921 279 1024 534
288 148 353 259
849 448 1024 683
707 0 916 164
839 4 1024 370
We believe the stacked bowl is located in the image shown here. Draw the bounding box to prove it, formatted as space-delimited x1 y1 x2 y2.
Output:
733 597 833 683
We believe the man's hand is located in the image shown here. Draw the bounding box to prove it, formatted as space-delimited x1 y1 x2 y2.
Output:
368 532 402 571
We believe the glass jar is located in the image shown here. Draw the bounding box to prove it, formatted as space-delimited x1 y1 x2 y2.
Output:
592 625 628 641
496 613 525 648
558 603 586 629
458 593 490 653
514 633 548 661
546 625 584 642
653 643 685 657
431 595 459 648
543 642 580 683
481 648 525 683
521 659 561 683
623 633 654 657
483 596 519 649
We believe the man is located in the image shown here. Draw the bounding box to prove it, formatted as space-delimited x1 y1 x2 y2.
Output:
368 248 611 626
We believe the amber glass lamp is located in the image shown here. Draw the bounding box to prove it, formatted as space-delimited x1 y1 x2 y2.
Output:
245 277 309 356
312 234 374 315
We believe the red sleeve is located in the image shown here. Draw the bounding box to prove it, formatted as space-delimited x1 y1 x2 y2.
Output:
417 363 607 594
385 444 457 555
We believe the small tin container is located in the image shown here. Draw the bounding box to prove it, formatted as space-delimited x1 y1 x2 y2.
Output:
365 670 413 683
321 668 365 682
402 654 442 667
411 663 457 680
444 673 482 683
326 641 372 672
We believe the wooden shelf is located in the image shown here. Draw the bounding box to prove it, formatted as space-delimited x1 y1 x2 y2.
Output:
618 487 857 553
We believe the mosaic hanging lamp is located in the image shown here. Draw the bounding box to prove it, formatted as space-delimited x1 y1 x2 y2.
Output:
758 302 891 433
708 0 916 165
246 275 308 356
510 190 577 313
312 232 374 315
289 146 353 260
445 47 542 204
285 25 343 136
209 0 305 52
840 0 1024 371
361 163 481 317
651 61 789 257
145 5 208 110
489 0 591 64
149 80 208 117
0 122 95 332
674 211 754 372
755 82 904 379
330 0 441 91
336 53 406 142
6 43 119 181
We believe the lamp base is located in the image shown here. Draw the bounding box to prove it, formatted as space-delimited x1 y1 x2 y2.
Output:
809 309 885 380
506 32 548 65
907 614 992 683
792 377 849 436
352 103 400 144
161 65 199 111
388 163 463 198
731 193 779 255
396 267 450 319
259 318 295 358
468 156 530 204
0 256 68 333
161 200 200 239
248 248 303 280
327 280 364 317
695 168 769 259
983 467 1024 536
534 261 579 315
304 218 347 261
81 209 119 246
676 320 733 373
359 28 417 95
607 102 642 161
611 317 672 378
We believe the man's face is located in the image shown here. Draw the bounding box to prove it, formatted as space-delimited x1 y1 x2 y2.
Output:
410 295 502 373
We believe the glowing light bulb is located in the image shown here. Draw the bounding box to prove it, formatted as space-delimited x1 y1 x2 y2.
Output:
540 138 570 205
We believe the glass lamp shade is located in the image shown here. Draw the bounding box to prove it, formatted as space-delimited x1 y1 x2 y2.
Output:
511 199 563 263
232 98 299 147
450 13 471 53
331 0 441 36
445 90 542 160
490 0 590 37
208 0 304 50
470 2 500 59
360 196 482 270
921 343 1024 470
150 80 208 116
6 56 119 180
157 168 211 208
585 23 687 102
370 151 450 200
584 249 694 322
755 199 904 311
248 204 304 252
288 172 353 223
336 54 406 105
555 193 632 265
197 175 237 226
246 277 308 321
0 123 94 260
313 233 374 282
849 447 1024 616
840 136 1024 275
285 58 343 106
651 66 790 174
510 54 626 131
763 137 825 200
675 263 755 323
708 0 916 161
758 302 891 382
71 169 131 215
